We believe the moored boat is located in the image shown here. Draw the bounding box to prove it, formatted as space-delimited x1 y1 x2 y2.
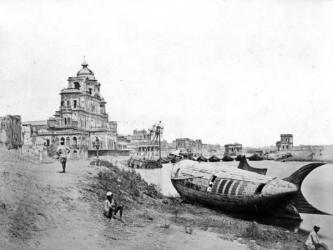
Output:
128 122 164 169
221 155 234 161
170 158 330 220
208 155 221 162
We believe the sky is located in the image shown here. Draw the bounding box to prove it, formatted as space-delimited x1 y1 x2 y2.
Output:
1 0 333 146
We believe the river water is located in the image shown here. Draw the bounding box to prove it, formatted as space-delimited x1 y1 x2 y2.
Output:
133 160 333 248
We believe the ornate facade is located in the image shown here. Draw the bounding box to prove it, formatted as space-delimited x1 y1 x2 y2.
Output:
23 60 118 158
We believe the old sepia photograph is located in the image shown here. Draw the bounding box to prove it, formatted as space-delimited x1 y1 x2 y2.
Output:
0 0 332 249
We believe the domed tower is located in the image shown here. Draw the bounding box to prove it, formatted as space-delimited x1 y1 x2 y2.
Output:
77 59 95 80
53 59 108 129
48 59 117 154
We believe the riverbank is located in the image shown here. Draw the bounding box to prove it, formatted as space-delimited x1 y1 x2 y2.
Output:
0 149 310 249
88 159 309 250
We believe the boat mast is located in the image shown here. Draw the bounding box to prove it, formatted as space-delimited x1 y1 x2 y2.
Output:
149 121 163 160
156 121 163 160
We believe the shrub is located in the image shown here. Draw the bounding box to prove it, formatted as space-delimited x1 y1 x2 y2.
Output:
90 160 163 206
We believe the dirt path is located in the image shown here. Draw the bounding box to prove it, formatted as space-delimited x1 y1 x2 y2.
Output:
0 150 250 250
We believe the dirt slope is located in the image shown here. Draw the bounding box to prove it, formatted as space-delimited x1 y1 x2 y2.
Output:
0 150 250 250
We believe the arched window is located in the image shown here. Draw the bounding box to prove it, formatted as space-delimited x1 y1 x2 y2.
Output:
60 137 65 145
74 82 80 90
72 137 77 147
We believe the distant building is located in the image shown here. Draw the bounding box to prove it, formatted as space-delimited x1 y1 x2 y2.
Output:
0 115 22 149
276 134 293 151
22 120 48 147
129 129 151 143
126 129 160 157
202 144 221 154
116 135 130 150
175 138 202 153
224 143 242 156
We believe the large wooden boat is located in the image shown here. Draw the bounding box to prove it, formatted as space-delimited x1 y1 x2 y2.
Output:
171 158 330 220
128 122 163 169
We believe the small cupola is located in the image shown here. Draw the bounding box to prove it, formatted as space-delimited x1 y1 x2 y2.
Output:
77 58 95 80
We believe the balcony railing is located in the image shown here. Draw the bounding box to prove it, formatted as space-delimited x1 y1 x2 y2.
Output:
54 120 79 129
60 106 85 112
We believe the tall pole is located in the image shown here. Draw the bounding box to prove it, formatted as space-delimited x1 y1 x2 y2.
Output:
158 129 161 160
95 137 100 165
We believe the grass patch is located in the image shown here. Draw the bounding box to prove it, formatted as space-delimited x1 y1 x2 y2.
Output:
88 160 162 208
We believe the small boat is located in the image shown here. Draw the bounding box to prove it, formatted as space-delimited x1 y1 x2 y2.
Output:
208 155 221 162
197 155 208 162
276 153 292 162
248 153 263 161
128 122 164 169
221 155 234 162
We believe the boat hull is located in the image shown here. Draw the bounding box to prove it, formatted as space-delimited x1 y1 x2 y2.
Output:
171 178 301 220
128 158 162 169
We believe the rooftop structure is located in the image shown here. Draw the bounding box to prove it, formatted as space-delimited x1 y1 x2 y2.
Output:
276 134 293 151
224 143 243 156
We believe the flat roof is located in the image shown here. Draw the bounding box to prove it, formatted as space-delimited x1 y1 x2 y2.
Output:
22 120 48 126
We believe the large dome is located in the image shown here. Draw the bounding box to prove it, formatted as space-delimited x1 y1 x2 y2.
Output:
77 59 95 80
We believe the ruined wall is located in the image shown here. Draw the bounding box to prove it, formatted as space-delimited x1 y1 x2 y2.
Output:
0 115 22 149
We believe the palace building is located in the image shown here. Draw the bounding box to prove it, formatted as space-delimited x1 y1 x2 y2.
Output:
22 59 119 158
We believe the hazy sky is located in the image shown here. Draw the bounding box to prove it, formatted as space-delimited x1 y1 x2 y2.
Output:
1 0 333 146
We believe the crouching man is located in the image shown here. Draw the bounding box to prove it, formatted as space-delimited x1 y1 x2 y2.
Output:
305 225 328 250
104 191 123 220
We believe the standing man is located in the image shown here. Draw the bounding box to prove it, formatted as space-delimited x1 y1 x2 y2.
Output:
56 139 71 173
305 225 327 250
104 191 123 220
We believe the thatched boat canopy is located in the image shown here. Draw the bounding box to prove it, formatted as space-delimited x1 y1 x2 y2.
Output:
208 155 221 162
247 154 264 161
221 155 234 162
197 155 208 162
